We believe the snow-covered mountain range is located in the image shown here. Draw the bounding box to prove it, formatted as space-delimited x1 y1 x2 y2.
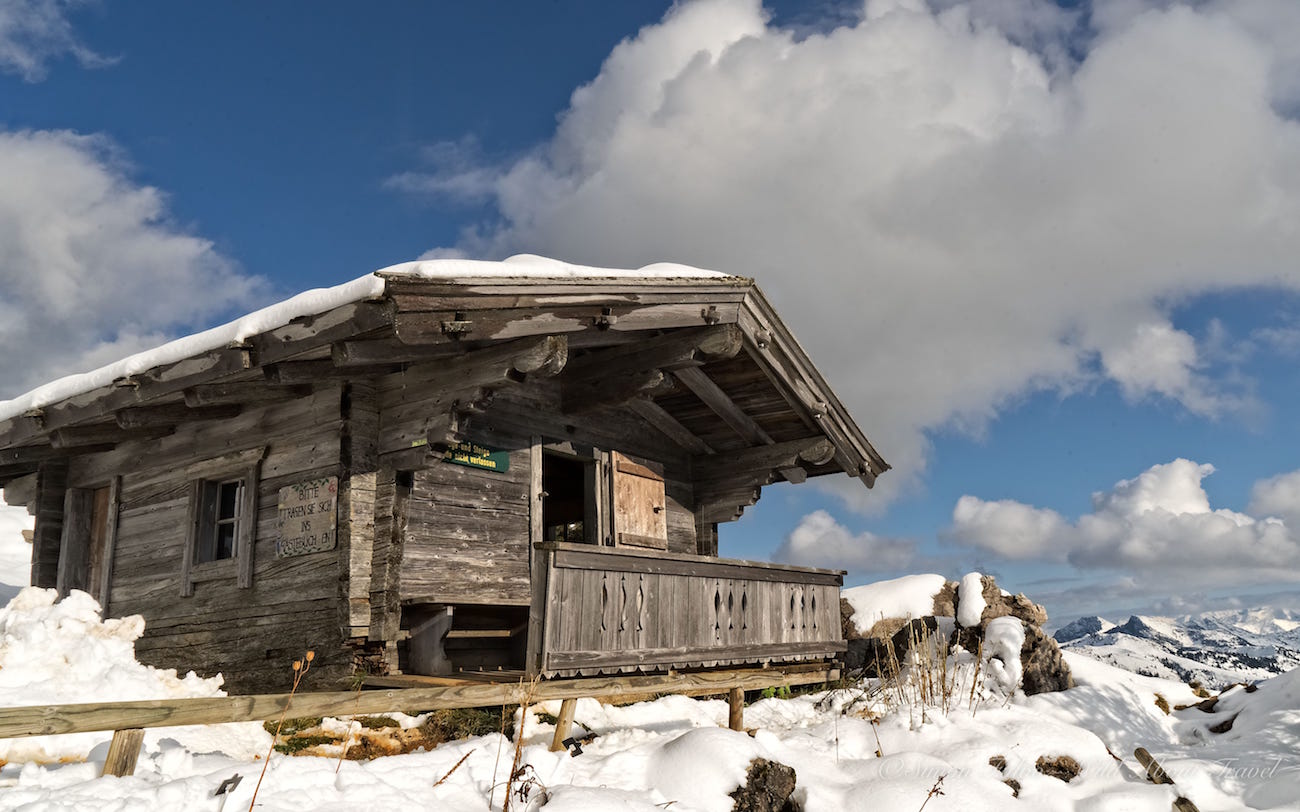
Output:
1054 607 1300 689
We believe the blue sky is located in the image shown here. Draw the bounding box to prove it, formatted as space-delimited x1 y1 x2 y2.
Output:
3 0 1299 625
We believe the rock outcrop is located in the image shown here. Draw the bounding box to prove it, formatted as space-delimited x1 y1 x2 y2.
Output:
841 574 1073 695
729 758 800 812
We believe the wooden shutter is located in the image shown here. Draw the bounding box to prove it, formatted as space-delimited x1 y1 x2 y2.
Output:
611 452 668 550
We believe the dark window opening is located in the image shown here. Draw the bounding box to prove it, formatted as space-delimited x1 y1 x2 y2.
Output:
542 453 593 543
198 479 244 563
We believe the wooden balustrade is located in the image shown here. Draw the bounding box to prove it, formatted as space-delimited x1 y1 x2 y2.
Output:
532 543 845 677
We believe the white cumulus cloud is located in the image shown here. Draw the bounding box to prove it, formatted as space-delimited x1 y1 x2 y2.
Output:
1249 469 1300 528
774 508 917 570
0 0 108 81
0 130 268 397
399 0 1300 511
948 459 1300 589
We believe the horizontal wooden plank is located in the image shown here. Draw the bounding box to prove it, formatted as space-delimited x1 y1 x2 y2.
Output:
543 542 844 580
546 641 845 671
393 302 742 345
0 664 833 739
617 532 669 551
116 403 242 429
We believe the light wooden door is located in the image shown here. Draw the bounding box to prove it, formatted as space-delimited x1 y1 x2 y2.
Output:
610 452 667 550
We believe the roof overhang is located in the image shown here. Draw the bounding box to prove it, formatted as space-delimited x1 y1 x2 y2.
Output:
0 259 888 505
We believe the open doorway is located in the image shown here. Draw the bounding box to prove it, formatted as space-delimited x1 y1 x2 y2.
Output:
542 452 599 544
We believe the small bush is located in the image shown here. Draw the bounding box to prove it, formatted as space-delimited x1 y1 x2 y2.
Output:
421 706 516 743
265 716 323 736
1154 694 1171 715
274 734 337 755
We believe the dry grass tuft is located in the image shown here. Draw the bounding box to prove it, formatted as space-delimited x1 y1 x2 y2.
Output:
249 649 315 811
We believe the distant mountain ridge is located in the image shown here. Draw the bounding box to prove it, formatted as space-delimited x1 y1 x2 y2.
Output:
1055 607 1300 689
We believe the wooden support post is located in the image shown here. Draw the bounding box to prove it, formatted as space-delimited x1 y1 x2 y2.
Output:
550 697 578 752
728 687 745 731
101 728 145 777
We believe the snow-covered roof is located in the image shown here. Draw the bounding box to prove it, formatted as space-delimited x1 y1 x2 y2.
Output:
380 254 732 280
0 255 737 423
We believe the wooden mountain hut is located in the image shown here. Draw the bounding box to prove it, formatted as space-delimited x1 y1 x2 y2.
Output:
0 256 888 692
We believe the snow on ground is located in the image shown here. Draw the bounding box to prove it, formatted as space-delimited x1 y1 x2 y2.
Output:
841 573 948 634
0 569 1293 810
1 590 1297 810
0 496 32 606
0 588 269 766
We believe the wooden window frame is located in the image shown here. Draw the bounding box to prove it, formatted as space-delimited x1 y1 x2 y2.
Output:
537 441 608 547
181 459 261 596
530 439 669 551
196 478 245 563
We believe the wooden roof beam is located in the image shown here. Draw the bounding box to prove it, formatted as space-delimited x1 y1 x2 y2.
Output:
675 361 825 484
411 335 569 393
694 437 835 489
0 472 36 507
696 486 763 524
115 403 242 429
332 338 467 368
184 383 312 407
739 291 888 487
627 398 714 456
564 324 743 383
672 365 771 447
2 443 113 465
50 424 175 449
0 464 39 486
262 359 403 385
562 370 671 415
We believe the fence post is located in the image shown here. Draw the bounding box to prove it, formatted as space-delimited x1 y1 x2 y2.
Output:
728 688 744 731
102 728 145 777
550 698 577 751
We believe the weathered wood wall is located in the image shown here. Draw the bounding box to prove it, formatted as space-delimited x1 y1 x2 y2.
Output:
378 361 701 615
402 434 533 606
69 388 353 693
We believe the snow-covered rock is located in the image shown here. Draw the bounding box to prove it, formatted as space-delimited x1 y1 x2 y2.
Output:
843 573 1071 696
957 572 986 628
841 574 948 636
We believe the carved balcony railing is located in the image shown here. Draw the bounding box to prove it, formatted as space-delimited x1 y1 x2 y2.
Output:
529 542 845 677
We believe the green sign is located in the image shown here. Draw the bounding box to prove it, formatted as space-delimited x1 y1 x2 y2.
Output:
443 441 510 473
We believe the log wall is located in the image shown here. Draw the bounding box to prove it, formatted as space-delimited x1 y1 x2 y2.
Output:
69 388 353 693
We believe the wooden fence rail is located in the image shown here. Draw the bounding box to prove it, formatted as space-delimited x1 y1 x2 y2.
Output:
0 664 838 776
